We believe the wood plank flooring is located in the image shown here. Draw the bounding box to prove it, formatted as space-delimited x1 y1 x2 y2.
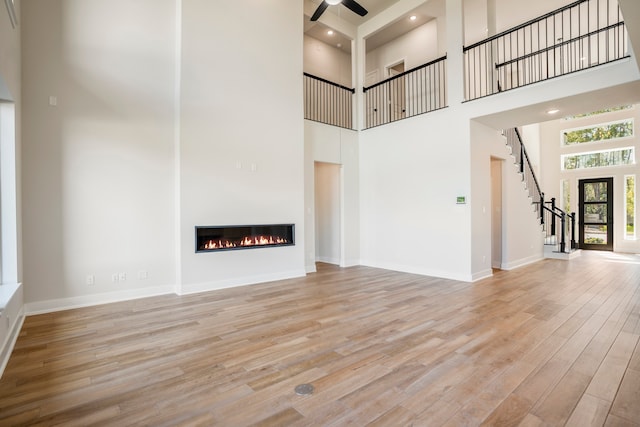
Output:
1 251 639 426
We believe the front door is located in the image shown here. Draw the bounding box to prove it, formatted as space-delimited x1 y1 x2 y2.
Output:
579 178 613 251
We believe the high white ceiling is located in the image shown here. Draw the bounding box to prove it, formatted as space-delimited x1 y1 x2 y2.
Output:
304 0 442 53
303 0 584 54
307 0 403 26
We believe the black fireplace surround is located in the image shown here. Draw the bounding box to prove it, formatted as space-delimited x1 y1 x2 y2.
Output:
195 224 295 253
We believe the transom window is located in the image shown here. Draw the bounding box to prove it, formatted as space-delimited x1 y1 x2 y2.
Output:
562 147 635 170
562 119 634 146
564 105 633 120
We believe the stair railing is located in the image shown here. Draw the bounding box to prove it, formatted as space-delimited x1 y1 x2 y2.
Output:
503 128 544 223
543 198 577 253
504 128 576 253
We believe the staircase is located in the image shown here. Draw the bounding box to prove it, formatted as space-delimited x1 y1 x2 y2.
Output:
503 128 581 260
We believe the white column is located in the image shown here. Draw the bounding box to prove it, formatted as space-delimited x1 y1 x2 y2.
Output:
446 0 465 105
487 0 497 37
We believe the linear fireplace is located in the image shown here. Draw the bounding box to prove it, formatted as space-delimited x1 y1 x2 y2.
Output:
195 224 295 253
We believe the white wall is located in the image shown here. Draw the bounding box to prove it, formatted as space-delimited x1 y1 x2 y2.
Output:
304 120 359 272
538 106 640 253
21 0 178 311
463 0 577 46
178 0 306 293
20 0 307 307
470 121 544 274
359 110 473 281
304 35 352 87
366 20 439 83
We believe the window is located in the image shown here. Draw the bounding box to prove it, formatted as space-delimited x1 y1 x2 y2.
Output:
4 0 17 28
565 105 633 120
561 179 571 213
562 147 635 170
562 119 634 146
626 175 635 239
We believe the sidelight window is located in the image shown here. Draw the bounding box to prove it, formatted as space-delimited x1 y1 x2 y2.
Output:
626 175 636 239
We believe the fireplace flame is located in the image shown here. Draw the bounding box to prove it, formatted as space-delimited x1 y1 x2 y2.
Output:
202 235 289 250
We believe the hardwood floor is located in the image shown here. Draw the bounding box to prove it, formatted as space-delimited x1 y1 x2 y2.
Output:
1 251 639 426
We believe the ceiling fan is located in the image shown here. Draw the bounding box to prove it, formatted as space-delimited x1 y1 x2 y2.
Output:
310 0 368 21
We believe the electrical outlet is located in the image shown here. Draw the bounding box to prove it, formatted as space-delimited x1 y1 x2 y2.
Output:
119 272 127 282
111 274 119 283
138 270 148 280
86 275 95 286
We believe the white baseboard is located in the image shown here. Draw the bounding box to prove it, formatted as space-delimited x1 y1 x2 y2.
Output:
24 285 176 315
501 254 543 270
305 264 317 273
0 306 24 379
341 258 360 267
359 259 474 282
315 256 340 265
471 269 493 282
178 269 307 296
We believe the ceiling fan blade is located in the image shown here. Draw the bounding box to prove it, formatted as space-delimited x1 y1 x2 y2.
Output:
310 1 330 21
342 0 368 17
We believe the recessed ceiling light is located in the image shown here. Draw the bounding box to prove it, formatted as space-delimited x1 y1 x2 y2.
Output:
327 30 334 36
410 15 417 21
547 108 560 115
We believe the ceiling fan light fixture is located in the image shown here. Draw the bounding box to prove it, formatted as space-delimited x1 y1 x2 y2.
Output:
310 0 366 22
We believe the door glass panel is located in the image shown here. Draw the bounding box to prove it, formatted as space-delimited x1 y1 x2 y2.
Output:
584 204 607 223
579 177 613 251
584 225 608 244
583 183 608 202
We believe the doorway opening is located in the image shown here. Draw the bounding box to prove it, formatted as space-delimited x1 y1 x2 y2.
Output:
386 61 406 122
387 61 405 77
579 177 613 251
314 162 342 265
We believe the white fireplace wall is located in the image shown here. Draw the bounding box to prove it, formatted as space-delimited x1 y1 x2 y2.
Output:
178 0 306 293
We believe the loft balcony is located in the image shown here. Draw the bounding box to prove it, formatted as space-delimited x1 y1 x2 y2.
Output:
303 0 630 130
464 0 629 100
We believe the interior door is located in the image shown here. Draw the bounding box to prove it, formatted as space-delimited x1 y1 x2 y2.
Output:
387 62 406 122
579 178 613 251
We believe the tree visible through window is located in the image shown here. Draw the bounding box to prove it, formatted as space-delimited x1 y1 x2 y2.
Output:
626 175 635 239
562 147 635 170
562 179 571 213
565 105 632 120
563 119 633 145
